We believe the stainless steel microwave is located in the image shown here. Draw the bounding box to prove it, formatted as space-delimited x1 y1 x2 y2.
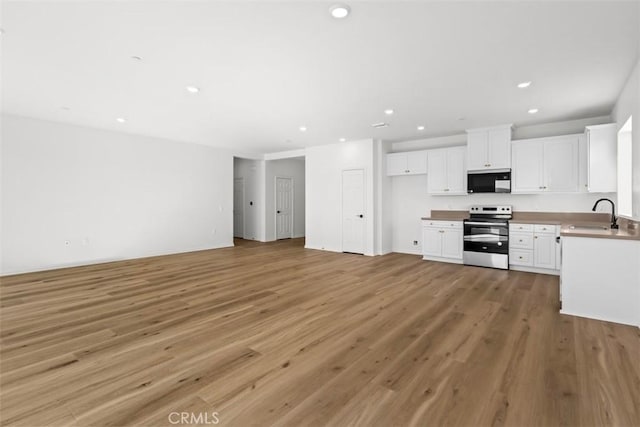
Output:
467 169 511 193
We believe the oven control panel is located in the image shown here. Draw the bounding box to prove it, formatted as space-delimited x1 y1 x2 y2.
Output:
469 205 512 215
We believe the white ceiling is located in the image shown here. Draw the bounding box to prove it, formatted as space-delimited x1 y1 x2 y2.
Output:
1 1 638 154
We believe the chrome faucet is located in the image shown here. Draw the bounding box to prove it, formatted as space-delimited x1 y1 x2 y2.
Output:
592 198 618 229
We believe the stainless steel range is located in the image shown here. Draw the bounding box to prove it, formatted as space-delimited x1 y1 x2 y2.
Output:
463 205 512 270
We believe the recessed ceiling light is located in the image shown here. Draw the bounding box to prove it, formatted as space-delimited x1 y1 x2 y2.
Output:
372 122 389 128
528 108 539 114
116 117 126 123
299 126 307 132
186 86 200 93
339 138 346 142
417 125 425 131
60 106 70 111
384 109 394 115
130 56 142 61
517 81 532 88
457 117 466 121
330 4 351 19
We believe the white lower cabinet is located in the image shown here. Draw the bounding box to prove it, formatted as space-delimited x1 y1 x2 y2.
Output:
533 233 556 270
422 220 463 263
561 237 640 327
509 223 560 274
422 227 442 257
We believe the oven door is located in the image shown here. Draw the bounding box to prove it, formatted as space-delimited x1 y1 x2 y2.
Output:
463 221 509 254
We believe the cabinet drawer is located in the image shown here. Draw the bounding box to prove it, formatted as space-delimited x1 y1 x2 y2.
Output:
510 249 533 266
510 233 534 249
510 223 533 232
422 220 463 229
534 224 557 234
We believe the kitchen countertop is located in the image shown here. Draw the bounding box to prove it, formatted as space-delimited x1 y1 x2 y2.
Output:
559 223 640 241
421 210 468 221
421 210 640 241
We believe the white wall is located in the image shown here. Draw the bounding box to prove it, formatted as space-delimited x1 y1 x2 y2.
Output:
612 58 640 220
233 157 265 241
1 115 234 275
390 116 617 255
305 139 375 255
391 116 612 153
375 140 393 255
513 116 612 140
264 158 305 241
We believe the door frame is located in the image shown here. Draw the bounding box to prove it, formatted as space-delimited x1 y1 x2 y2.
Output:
233 177 245 239
341 168 366 254
274 176 294 240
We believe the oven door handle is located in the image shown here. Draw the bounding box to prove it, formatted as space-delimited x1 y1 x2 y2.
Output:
464 221 509 226
463 235 508 242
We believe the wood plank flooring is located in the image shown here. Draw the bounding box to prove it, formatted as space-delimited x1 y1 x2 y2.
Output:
1 238 639 427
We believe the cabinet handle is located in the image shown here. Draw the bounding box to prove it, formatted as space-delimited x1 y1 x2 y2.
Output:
405 169 410 173
534 236 538 239
487 163 491 167
519 256 523 260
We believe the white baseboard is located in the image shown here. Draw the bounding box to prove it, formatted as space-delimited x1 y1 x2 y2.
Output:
509 265 560 276
1 242 235 277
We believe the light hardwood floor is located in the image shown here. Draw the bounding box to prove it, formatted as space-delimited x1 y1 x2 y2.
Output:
1 238 638 427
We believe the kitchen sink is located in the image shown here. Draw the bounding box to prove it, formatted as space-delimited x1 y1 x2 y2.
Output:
568 224 609 231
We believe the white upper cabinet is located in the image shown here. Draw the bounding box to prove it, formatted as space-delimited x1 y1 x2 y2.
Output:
512 141 544 192
386 151 427 176
512 135 579 193
446 146 467 193
585 123 617 193
544 136 579 192
427 149 448 192
466 124 512 171
427 146 467 195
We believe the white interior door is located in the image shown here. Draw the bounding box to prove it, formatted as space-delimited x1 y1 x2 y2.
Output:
342 169 365 254
233 178 244 238
275 177 293 240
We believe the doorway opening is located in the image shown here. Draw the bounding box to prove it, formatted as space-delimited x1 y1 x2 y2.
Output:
233 156 262 241
233 177 244 238
266 157 305 242
275 176 293 239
